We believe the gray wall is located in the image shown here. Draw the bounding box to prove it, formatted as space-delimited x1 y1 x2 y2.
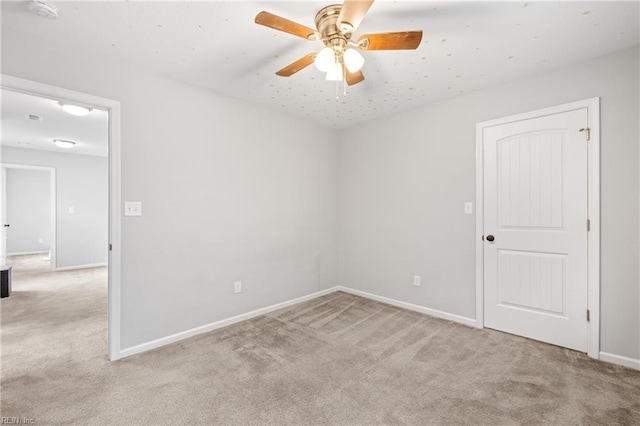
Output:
338 47 640 360
3 26 637 362
5 168 51 254
1 148 108 269
1 28 339 349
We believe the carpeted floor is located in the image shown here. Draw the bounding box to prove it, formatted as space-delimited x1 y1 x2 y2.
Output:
1 254 639 425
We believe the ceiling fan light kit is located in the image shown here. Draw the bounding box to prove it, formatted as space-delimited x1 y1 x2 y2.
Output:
326 62 344 82
343 48 365 73
314 47 335 72
255 0 422 92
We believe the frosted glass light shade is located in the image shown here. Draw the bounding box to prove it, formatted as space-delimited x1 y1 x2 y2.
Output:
314 47 335 72
58 102 92 116
326 62 344 81
52 139 76 149
343 48 364 73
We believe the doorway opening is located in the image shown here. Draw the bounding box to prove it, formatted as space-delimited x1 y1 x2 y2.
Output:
0 75 121 360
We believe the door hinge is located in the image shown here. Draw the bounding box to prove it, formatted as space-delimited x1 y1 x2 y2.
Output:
579 127 590 141
587 219 590 231
109 243 112 251
586 309 590 322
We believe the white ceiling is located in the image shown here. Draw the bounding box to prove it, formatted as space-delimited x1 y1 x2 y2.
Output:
0 89 109 157
1 1 638 130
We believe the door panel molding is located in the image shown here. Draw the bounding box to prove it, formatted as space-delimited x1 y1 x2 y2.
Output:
475 98 600 359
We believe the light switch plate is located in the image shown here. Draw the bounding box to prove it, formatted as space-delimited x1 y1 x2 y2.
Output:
464 202 473 215
124 201 142 217
68 207 75 214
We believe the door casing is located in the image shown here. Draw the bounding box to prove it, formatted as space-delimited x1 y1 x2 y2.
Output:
475 98 600 359
1 167 6 266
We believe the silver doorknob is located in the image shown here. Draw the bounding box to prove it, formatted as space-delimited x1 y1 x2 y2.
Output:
486 235 495 242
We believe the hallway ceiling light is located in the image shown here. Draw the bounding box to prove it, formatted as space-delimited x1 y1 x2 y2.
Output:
58 102 92 116
52 139 76 149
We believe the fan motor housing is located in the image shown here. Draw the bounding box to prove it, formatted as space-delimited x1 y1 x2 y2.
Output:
315 4 351 47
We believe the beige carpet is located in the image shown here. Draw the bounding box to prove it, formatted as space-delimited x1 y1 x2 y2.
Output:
1 254 639 425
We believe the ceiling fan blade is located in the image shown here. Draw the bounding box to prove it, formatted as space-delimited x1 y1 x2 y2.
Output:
358 31 423 50
337 0 374 33
275 53 317 77
255 11 317 40
345 69 365 86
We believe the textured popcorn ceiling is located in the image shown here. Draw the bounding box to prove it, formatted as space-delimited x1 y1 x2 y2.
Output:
2 1 638 130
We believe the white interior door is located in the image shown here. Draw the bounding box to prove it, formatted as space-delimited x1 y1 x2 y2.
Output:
483 108 589 352
1 166 7 266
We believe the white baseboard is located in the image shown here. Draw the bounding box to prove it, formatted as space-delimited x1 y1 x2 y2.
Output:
7 250 49 256
336 286 477 328
116 285 478 360
599 351 640 370
55 262 107 271
117 287 340 359
113 283 639 372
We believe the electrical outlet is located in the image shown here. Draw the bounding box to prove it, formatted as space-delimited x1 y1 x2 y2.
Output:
38 238 44 244
234 281 242 294
413 275 421 287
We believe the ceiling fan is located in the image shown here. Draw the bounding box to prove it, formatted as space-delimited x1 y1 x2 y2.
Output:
255 0 423 86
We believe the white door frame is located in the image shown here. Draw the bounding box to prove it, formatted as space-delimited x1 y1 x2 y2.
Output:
1 167 6 266
475 98 600 359
1 74 122 361
1 163 57 269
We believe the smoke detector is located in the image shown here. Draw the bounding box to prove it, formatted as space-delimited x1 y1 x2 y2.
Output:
29 0 58 20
